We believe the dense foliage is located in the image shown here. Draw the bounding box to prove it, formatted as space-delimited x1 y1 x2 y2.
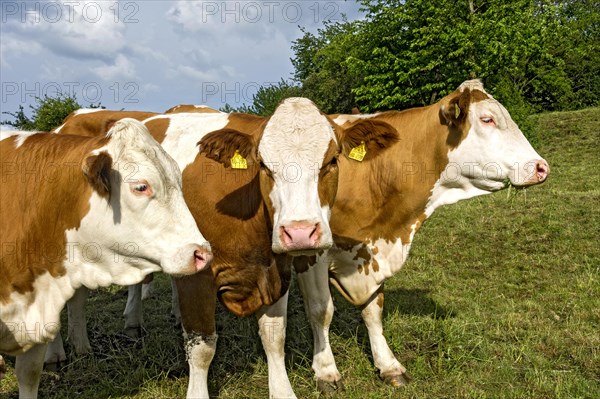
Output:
1 93 102 131
288 0 599 116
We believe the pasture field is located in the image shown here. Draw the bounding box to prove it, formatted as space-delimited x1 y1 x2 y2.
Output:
1 108 599 398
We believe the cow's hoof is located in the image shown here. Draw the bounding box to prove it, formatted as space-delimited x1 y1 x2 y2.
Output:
124 326 143 339
381 370 411 387
316 378 345 394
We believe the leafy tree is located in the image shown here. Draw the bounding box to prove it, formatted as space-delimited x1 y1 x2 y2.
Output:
1 93 85 131
290 0 598 121
291 20 365 113
348 0 569 113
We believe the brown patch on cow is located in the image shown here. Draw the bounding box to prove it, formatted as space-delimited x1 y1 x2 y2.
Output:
0 133 108 302
372 258 380 273
376 290 384 308
318 139 340 208
82 151 112 199
353 245 372 275
293 255 318 274
145 117 170 144
214 171 263 221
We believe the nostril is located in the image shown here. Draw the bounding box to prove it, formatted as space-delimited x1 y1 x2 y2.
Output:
281 226 292 243
536 160 549 180
309 223 320 241
194 250 205 262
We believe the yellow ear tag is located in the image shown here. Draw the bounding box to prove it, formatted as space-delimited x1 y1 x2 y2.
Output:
348 141 367 162
454 103 461 119
230 150 248 169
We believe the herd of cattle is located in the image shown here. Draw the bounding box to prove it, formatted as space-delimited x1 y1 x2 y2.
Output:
0 80 549 398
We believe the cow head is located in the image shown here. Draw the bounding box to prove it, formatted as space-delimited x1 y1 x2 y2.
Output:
439 80 549 193
79 118 212 282
200 98 398 255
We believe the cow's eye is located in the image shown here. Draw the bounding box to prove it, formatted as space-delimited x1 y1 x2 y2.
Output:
480 116 495 125
322 156 338 174
129 180 153 196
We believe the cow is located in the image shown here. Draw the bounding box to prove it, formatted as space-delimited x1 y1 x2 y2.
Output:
0 119 212 398
49 98 400 398
293 80 550 390
164 104 222 114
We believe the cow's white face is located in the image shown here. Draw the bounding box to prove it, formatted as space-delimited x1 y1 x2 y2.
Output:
258 98 339 255
70 119 211 287
443 91 549 193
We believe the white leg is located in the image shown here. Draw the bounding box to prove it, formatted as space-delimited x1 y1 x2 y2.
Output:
67 286 92 354
361 288 409 386
123 283 144 337
141 280 154 300
44 330 66 367
296 260 344 392
16 343 47 399
170 278 181 326
256 290 296 399
184 332 217 399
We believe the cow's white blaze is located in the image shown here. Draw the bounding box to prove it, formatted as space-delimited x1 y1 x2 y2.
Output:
258 98 337 254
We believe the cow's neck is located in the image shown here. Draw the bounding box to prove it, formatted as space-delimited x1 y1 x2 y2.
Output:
333 104 451 246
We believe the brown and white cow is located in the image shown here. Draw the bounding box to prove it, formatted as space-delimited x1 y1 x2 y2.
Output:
294 80 549 389
0 119 211 398
49 99 399 398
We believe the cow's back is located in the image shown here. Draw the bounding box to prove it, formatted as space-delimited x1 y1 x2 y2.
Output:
55 109 158 136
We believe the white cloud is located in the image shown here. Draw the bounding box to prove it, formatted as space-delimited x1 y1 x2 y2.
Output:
92 54 136 81
4 1 128 63
0 1 364 118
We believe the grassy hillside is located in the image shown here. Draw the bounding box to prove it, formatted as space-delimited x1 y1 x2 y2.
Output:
2 108 599 398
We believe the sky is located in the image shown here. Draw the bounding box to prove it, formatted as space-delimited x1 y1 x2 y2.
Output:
0 0 364 128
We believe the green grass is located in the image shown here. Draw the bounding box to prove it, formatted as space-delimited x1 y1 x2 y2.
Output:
2 108 599 398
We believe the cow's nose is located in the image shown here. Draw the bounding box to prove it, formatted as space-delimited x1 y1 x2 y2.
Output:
535 159 549 182
193 245 213 272
280 222 321 250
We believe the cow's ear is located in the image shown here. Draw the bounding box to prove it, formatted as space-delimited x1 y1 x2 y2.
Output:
339 119 399 162
440 90 471 127
83 151 112 198
198 128 257 168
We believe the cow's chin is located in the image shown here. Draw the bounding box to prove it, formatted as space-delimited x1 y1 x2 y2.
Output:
271 242 333 257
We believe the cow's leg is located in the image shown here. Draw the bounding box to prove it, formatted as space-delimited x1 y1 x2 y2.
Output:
170 277 181 326
296 260 344 392
175 269 217 399
361 285 409 386
67 286 92 355
43 330 66 370
123 283 144 338
16 343 47 399
256 290 296 399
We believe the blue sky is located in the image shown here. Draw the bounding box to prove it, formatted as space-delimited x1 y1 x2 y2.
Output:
1 0 364 128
